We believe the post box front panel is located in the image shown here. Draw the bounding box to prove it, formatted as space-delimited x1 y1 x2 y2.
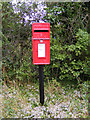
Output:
32 23 50 39
33 30 49 39
32 23 50 65
33 40 50 65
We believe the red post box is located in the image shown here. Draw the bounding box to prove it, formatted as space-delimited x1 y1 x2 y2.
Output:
32 23 50 65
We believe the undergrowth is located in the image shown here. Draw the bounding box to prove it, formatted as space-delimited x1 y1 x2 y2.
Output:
1 79 89 118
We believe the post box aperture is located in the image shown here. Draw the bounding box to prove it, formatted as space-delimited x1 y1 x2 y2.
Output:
32 23 50 65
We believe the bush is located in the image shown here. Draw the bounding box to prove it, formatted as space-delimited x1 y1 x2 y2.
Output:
44 29 89 83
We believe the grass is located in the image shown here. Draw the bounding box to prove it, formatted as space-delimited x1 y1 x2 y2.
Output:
1 79 89 118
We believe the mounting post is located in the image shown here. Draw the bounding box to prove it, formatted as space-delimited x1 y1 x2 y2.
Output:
39 65 44 105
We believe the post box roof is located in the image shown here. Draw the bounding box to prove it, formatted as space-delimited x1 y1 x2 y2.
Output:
32 23 50 30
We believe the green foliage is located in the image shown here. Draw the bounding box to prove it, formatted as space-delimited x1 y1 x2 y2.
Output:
47 29 89 82
43 2 89 83
2 2 38 84
2 2 89 85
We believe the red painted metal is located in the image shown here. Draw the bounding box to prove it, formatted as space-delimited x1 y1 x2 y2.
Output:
32 23 50 65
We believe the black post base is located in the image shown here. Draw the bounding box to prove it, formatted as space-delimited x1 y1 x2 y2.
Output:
39 65 44 105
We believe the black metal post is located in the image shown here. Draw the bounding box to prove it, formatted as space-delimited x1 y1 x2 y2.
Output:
39 65 44 105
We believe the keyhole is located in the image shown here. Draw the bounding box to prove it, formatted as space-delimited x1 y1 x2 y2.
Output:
40 40 43 42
